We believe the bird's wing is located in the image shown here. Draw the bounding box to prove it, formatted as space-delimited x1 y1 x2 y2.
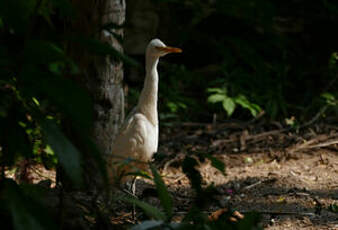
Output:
118 107 137 135
129 113 147 149
110 113 149 182
113 112 148 159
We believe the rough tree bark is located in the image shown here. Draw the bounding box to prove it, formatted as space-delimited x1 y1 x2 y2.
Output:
93 0 125 157
69 0 126 192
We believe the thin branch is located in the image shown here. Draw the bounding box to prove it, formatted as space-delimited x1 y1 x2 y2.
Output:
240 210 316 217
306 139 338 149
242 180 262 191
299 105 329 129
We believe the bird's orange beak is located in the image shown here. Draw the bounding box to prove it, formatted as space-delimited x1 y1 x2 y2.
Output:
156 46 182 53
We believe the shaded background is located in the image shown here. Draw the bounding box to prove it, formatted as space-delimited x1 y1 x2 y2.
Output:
124 0 338 123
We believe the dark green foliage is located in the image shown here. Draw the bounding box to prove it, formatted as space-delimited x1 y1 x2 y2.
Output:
150 0 338 122
0 0 92 184
0 0 36 34
123 165 173 221
41 119 82 186
1 121 32 166
329 202 338 213
71 36 139 66
0 0 123 228
150 164 173 220
122 196 166 221
1 179 57 230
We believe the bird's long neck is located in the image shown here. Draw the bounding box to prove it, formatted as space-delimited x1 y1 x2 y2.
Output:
137 54 159 126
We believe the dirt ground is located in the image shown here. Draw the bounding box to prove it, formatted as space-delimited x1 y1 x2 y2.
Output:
155 121 338 229
10 121 338 229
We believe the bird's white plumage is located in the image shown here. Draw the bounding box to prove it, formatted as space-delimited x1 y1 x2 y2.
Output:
109 39 181 183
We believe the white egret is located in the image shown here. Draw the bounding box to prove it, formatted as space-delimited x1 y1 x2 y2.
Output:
109 39 182 185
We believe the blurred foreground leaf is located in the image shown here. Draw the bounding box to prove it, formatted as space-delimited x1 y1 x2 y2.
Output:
150 164 173 220
204 153 226 175
121 196 166 220
3 179 57 230
182 156 202 193
41 119 82 186
69 36 138 66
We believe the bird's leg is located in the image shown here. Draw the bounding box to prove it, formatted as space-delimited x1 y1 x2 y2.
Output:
131 176 137 221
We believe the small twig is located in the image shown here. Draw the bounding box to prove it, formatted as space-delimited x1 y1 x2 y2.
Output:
246 110 266 125
242 178 277 191
170 174 186 183
288 136 338 153
306 139 338 149
163 155 184 172
291 192 310 197
212 105 332 148
122 188 137 198
242 180 262 191
212 128 290 147
241 210 316 217
174 122 245 129
287 134 328 153
30 166 56 182
163 158 178 172
299 105 329 129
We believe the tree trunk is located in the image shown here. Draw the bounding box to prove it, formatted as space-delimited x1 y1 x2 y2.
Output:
93 0 126 157
69 0 126 192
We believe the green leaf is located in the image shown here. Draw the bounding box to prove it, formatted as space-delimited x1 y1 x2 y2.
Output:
247 103 261 117
121 196 166 220
41 119 82 186
24 40 67 65
234 95 261 117
321 92 335 101
206 87 227 94
69 36 138 66
222 97 235 116
207 94 226 103
38 75 93 130
321 92 337 105
150 164 173 220
3 179 57 230
204 154 226 175
48 62 65 75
